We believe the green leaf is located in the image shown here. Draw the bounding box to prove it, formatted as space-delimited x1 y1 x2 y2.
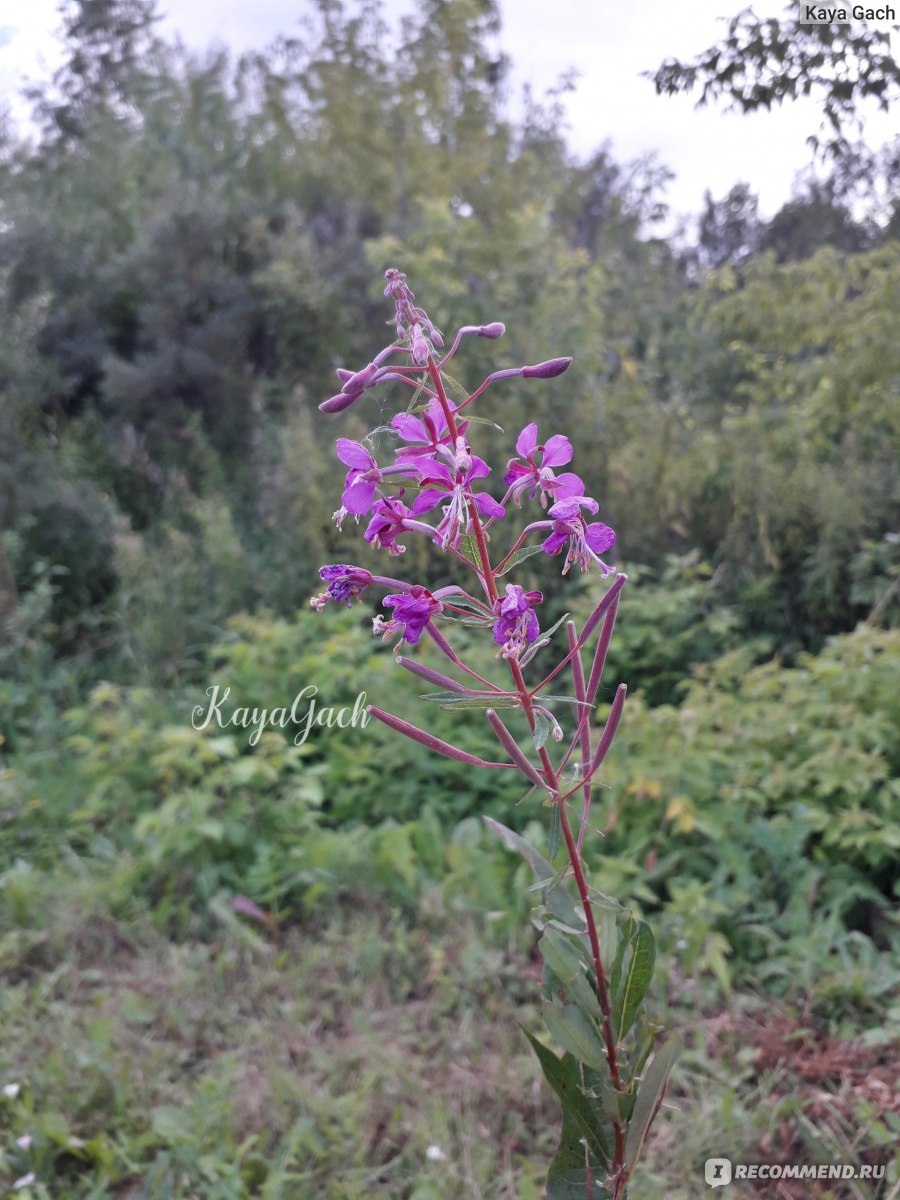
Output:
484 816 555 882
548 802 561 859
458 534 482 569
439 594 495 618
614 920 656 1041
519 612 570 666
523 1030 611 1171
459 413 505 432
496 543 546 576
597 907 618 968
540 925 588 984
421 691 519 710
484 817 581 926
624 1035 682 1174
436 610 495 626
543 1002 608 1071
533 709 551 751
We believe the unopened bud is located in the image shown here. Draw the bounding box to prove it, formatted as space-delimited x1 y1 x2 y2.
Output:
341 362 378 394
478 322 506 339
521 357 573 379
320 391 362 413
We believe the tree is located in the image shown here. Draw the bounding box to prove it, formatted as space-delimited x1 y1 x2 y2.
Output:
649 8 900 159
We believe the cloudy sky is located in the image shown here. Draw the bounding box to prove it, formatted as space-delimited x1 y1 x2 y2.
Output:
1 0 896 228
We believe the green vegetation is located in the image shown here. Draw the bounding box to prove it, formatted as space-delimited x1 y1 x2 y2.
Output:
1 0 898 1195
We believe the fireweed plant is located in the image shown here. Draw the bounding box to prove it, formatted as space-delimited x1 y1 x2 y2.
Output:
311 270 678 1199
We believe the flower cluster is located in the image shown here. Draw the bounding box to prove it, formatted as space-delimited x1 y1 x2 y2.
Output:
312 270 616 653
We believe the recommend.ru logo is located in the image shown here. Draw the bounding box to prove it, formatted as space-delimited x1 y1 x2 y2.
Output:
705 1158 733 1187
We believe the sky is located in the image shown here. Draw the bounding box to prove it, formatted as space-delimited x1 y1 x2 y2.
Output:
0 0 896 230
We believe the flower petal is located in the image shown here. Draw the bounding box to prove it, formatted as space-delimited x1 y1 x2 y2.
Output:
585 522 616 554
342 478 377 515
515 423 538 458
391 413 429 443
411 488 449 515
542 529 567 555
547 471 584 500
541 434 573 467
336 439 374 469
473 493 506 520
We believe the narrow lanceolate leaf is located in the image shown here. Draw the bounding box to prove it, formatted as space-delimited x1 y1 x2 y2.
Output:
456 413 505 431
540 926 589 986
457 534 482 569
519 611 571 666
623 1035 682 1175
532 709 551 751
523 1031 610 1171
423 692 520 710
543 1002 609 1072
484 817 580 927
436 610 496 626
614 920 656 1042
496 543 546 576
547 802 561 859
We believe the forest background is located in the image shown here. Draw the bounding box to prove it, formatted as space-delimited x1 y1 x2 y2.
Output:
0 1 898 1196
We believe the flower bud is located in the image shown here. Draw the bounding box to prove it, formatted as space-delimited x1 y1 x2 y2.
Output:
319 391 362 413
341 361 378 394
478 322 506 339
521 357 573 379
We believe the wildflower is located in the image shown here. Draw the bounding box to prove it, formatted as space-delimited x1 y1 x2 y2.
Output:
542 496 616 574
12 1174 35 1190
15 1135 32 1150
364 496 414 555
392 401 465 463
493 584 543 659
412 441 505 550
3 1083 20 1099
504 423 584 507
335 438 384 516
310 565 373 611
373 586 443 647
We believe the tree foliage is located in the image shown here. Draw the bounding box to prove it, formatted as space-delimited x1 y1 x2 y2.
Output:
0 0 897 690
649 7 900 158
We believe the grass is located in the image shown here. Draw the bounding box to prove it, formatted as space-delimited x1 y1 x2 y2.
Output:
1 871 897 1199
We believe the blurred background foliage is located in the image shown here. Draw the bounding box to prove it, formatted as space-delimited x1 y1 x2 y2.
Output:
1 1 898 1195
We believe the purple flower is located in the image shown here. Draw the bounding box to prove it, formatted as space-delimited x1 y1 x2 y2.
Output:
310 564 373 611
492 584 543 659
336 438 383 517
504 423 585 508
364 496 413 556
412 438 505 550
391 402 467 464
374 585 443 646
542 497 616 575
